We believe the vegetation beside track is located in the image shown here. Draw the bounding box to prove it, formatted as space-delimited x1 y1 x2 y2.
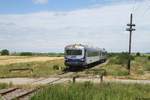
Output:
96 53 150 79
0 53 149 79
0 83 10 89
0 83 10 99
31 82 150 100
0 59 65 78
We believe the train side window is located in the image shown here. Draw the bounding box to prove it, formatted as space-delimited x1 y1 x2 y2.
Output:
87 51 99 57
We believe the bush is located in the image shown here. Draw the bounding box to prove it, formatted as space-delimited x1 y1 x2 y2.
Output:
116 53 129 65
20 52 33 56
0 83 9 89
136 52 141 56
1 49 9 55
104 65 129 76
53 65 59 70
148 56 150 60
109 52 134 66
107 53 118 58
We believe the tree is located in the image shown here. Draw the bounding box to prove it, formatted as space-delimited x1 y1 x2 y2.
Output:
20 52 33 56
1 49 9 55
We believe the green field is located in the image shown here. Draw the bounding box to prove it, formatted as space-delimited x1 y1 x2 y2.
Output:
31 82 150 100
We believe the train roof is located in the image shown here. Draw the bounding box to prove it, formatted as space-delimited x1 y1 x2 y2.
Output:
65 44 106 52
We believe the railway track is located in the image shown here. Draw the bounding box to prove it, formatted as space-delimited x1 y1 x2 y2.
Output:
0 72 70 100
0 61 108 100
0 78 68 100
0 87 37 100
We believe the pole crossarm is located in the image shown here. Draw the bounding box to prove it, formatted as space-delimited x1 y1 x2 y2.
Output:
127 24 136 26
126 28 136 31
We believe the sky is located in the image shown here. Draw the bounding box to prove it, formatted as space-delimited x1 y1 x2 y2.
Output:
0 0 150 53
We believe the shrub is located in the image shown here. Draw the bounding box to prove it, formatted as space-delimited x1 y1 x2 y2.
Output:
116 53 128 65
20 52 33 56
109 52 134 66
148 56 150 60
1 49 9 55
144 66 150 71
144 62 150 71
0 83 9 89
136 52 141 56
107 53 118 58
104 65 129 76
53 65 59 70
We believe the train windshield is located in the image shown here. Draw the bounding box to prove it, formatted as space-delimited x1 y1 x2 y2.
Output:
66 50 82 55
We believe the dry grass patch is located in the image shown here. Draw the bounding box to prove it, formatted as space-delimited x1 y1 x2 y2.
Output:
0 56 63 65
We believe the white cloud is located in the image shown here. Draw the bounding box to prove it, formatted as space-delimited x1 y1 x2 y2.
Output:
32 0 48 4
0 1 150 52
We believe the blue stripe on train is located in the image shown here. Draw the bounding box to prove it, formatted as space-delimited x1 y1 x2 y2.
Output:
67 58 85 62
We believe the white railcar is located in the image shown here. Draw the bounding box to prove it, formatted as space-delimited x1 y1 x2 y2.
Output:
64 44 107 67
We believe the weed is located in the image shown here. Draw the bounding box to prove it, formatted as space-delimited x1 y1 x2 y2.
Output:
53 64 59 70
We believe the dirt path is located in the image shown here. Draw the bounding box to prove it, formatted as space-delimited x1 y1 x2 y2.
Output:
0 77 149 85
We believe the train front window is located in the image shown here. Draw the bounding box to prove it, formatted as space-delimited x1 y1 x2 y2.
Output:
66 50 82 55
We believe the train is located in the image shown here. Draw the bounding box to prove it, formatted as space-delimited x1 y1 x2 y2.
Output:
64 44 107 67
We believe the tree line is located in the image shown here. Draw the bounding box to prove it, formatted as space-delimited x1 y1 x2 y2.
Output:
0 49 64 57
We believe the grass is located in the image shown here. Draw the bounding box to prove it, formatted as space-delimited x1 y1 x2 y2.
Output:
101 64 129 76
0 54 149 79
0 83 12 99
0 83 10 89
0 56 29 60
95 54 150 79
97 56 129 76
31 82 150 100
0 59 65 78
0 56 63 65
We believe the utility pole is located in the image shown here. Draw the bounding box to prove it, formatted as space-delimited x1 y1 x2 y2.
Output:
126 13 136 74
